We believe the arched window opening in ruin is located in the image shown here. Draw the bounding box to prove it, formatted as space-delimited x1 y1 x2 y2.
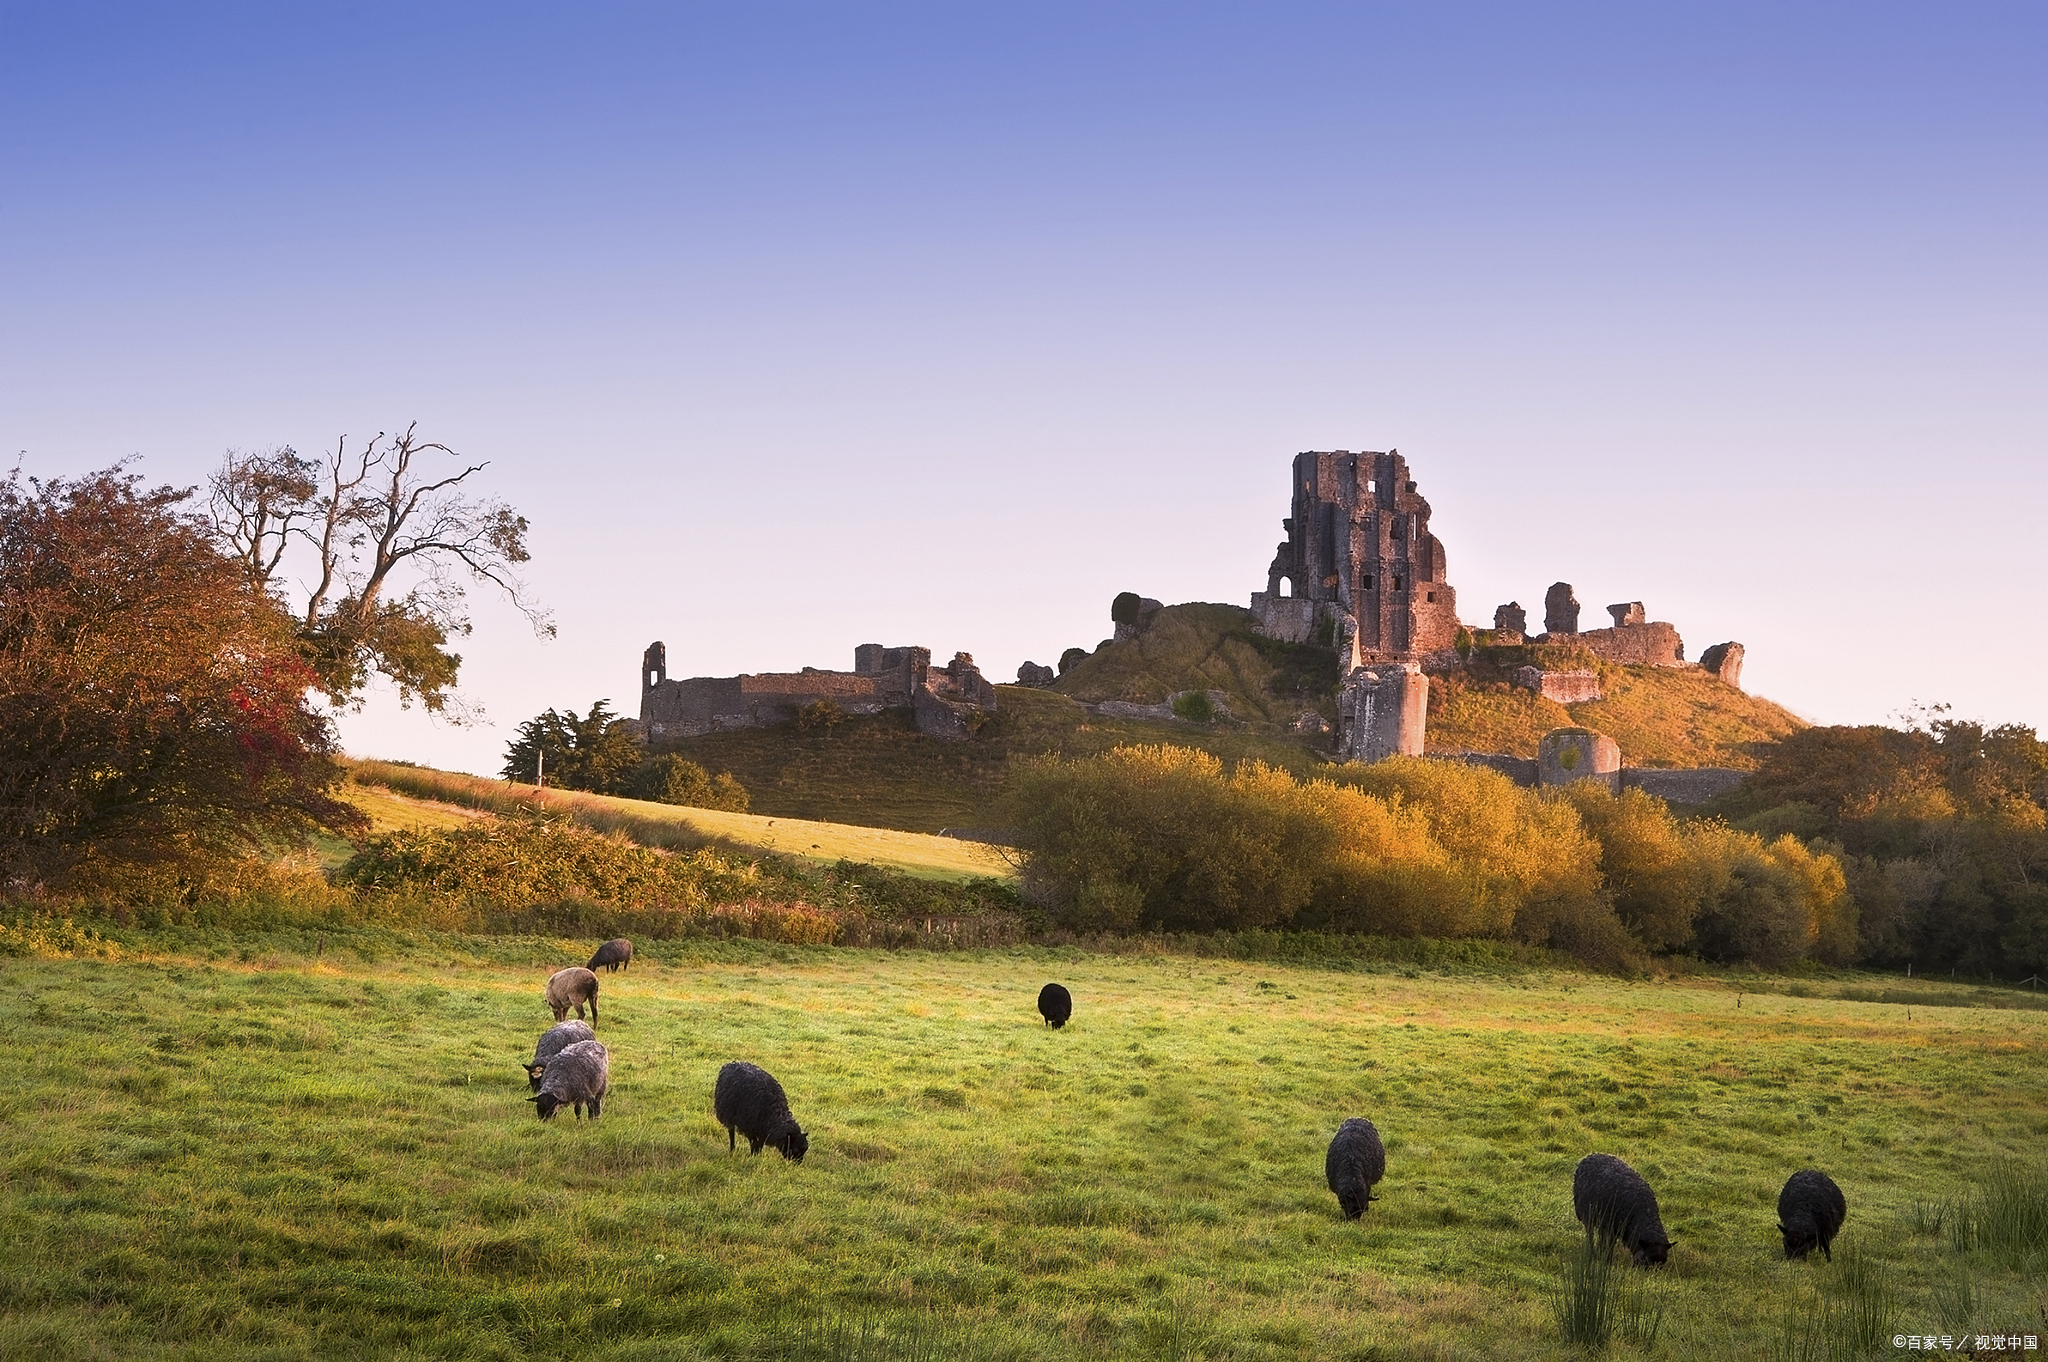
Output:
1278 577 1292 598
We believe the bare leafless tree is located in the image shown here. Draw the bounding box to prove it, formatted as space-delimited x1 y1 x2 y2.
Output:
208 423 552 717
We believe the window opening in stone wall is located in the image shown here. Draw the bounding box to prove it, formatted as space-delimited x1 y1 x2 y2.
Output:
1394 576 1404 591
1278 577 1292 598
1363 576 1374 590
1426 592 1435 602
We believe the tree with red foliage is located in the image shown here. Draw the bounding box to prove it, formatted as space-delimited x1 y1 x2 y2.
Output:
0 466 359 888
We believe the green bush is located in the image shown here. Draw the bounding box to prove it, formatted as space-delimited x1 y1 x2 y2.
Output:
337 816 757 922
630 753 751 812
1170 691 1215 724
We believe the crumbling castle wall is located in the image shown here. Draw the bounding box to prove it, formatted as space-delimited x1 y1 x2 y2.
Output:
1539 727 1622 791
640 642 994 742
1700 641 1745 690
1520 584 1686 667
1337 664 1428 763
1515 666 1601 704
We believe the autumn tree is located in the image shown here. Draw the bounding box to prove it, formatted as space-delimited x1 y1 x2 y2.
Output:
209 424 551 716
0 467 357 887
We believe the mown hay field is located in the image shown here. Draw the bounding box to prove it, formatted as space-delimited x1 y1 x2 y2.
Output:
2 937 2044 1360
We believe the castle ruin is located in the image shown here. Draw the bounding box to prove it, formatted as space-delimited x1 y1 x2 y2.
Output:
1248 448 1744 767
639 641 996 743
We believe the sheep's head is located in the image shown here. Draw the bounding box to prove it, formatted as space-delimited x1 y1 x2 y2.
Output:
777 1128 809 1163
530 1093 563 1121
1632 1234 1672 1266
1779 1221 1818 1259
523 1062 547 1092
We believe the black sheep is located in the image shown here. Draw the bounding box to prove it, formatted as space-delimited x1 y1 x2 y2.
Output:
713 1061 809 1162
1573 1153 1673 1265
1778 1169 1847 1261
1325 1117 1386 1219
1037 982 1072 1029
586 938 634 973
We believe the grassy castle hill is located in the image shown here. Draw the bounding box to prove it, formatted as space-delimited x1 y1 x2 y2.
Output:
648 604 1806 832
2 933 2041 1360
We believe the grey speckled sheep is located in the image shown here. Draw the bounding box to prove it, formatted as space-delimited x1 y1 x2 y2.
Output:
714 1061 809 1162
1325 1117 1386 1219
1778 1169 1847 1260
523 1019 597 1091
587 938 634 973
545 967 599 1024
528 1038 609 1120
1573 1153 1672 1265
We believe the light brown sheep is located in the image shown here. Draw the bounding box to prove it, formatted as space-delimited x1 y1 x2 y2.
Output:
545 967 599 1024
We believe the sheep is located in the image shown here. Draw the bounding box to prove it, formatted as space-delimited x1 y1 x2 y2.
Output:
587 938 634 973
1325 1117 1387 1218
522 1019 596 1092
545 966 600 1024
1037 982 1072 1029
1778 1169 1847 1261
527 1038 609 1120
1573 1153 1673 1265
713 1061 809 1162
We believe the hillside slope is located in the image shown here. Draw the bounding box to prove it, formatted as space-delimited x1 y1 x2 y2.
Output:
1426 658 1804 768
341 759 1014 882
1050 602 1338 725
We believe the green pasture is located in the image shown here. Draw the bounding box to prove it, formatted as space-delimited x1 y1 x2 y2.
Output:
2 937 2044 1359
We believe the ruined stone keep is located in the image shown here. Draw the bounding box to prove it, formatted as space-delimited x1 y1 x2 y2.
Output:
1250 450 1461 666
639 641 996 743
1246 446 1745 766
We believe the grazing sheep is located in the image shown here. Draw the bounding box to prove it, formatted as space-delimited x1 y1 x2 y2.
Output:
1778 1169 1848 1261
1325 1117 1387 1219
528 1038 609 1120
545 967 600 1024
1037 982 1072 1029
522 1019 596 1092
713 1061 809 1162
1573 1153 1673 1265
587 938 634 973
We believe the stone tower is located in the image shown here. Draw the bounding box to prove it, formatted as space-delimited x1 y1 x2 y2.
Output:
1250 449 1460 666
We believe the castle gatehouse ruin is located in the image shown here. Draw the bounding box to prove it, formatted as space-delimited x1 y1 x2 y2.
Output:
638 641 996 742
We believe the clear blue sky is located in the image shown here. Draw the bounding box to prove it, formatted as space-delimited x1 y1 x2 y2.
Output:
4 3 2043 774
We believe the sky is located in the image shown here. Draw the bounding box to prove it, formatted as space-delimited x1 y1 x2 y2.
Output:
3 2 2043 775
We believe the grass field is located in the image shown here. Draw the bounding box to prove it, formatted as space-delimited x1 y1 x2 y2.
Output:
4 934 2044 1359
342 761 1016 883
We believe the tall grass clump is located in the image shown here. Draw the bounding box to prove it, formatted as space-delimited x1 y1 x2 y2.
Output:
1773 1247 1898 1362
1948 1161 2048 1269
1550 1239 1665 1350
